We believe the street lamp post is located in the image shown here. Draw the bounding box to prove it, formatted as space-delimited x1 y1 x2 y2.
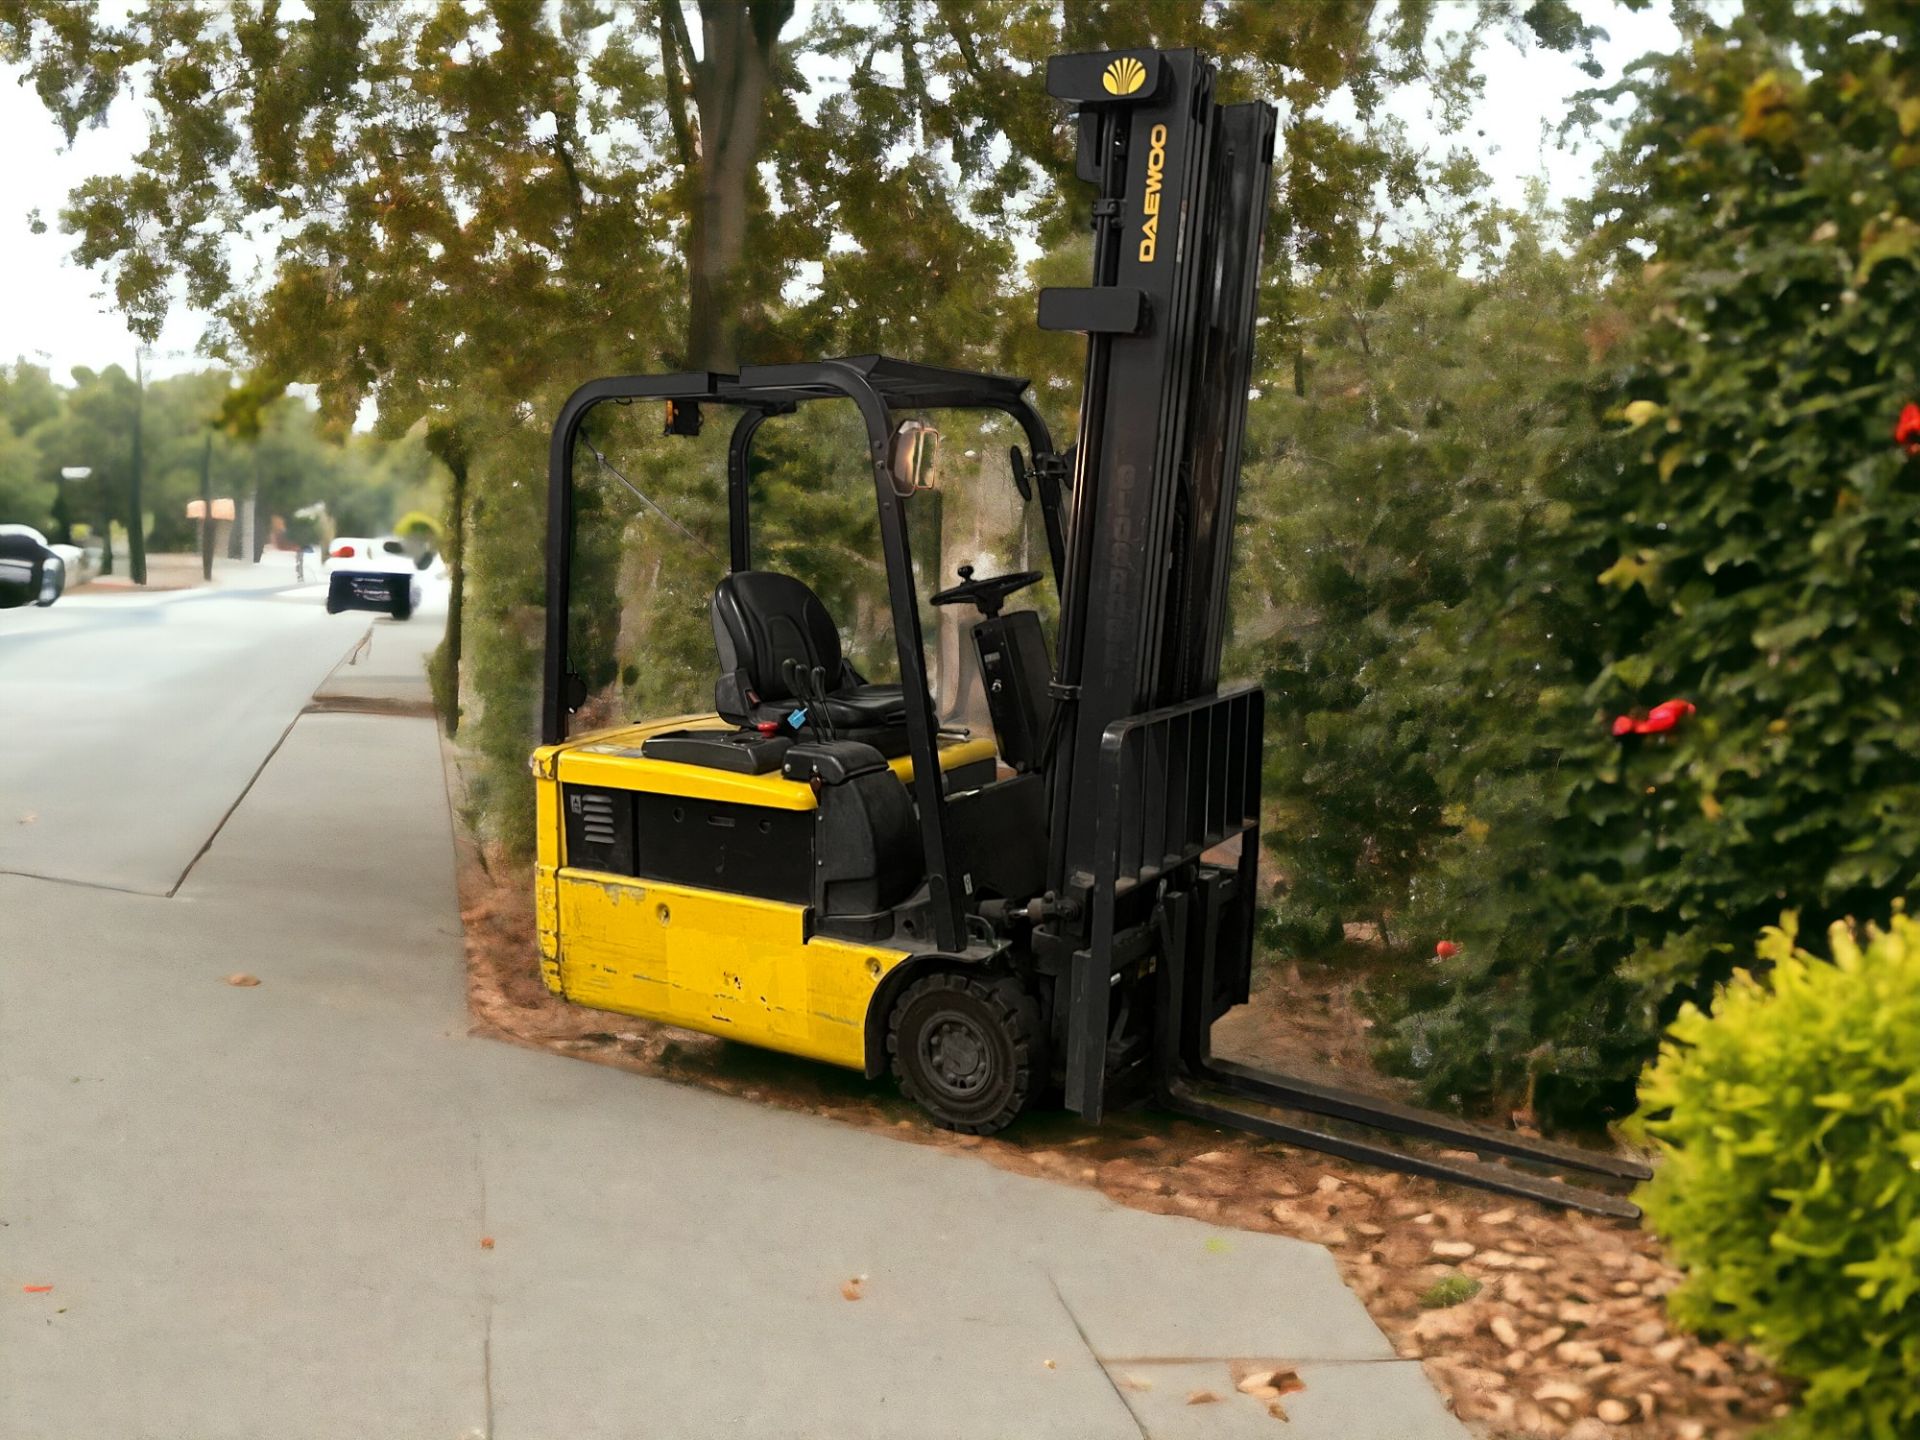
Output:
57 466 101 574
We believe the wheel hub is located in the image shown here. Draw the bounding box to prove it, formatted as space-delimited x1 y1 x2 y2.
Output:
923 1013 991 1097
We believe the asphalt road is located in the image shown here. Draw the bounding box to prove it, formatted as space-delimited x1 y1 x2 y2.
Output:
0 556 434 895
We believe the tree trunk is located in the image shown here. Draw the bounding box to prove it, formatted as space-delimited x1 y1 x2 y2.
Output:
427 423 469 736
98 487 114 576
671 0 792 373
129 350 148 585
198 432 214 581
441 452 467 735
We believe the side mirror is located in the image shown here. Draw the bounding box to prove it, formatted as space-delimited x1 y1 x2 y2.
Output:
887 420 942 498
0 534 48 610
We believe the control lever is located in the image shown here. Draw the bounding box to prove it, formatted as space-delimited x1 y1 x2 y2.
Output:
811 664 836 742
781 658 840 742
781 658 810 735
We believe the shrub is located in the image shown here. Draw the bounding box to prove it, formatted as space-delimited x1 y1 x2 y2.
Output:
1633 909 1920 1440
426 633 460 737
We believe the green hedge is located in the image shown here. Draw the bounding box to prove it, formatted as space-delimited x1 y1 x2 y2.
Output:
1315 7 1920 1124
1634 909 1920 1440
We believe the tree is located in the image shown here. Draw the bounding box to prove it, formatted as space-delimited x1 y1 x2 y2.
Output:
1245 200 1603 950
32 364 142 573
656 0 794 371
2 0 1605 852
0 361 60 529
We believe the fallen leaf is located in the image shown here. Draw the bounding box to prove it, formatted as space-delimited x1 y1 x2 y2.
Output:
1186 1390 1220 1405
1043 1358 1057 1370
1267 1400 1291 1422
839 1278 863 1301
1118 1374 1152 1392
21 1285 52 1294
1533 1380 1590 1411
480 1237 495 1250
225 973 261 987
1204 1236 1232 1254
17 812 36 825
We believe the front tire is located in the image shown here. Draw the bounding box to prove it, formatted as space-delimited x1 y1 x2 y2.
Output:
888 971 1044 1134
391 587 413 621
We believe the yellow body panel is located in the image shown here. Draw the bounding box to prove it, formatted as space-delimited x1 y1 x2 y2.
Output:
552 871 908 1069
531 711 996 1070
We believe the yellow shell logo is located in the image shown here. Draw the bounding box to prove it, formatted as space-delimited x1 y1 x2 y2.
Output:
1102 56 1146 97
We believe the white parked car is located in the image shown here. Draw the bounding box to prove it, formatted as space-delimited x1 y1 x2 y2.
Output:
0 524 66 606
325 534 425 620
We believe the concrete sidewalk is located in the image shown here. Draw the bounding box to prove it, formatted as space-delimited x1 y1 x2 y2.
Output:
0 661 1464 1437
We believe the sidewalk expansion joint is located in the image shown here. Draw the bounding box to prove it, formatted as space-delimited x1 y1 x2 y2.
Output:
165 711 301 898
1049 1272 1149 1440
0 868 165 899
475 1142 495 1440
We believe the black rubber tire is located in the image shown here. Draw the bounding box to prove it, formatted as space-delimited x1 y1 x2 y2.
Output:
887 971 1044 1134
391 589 413 621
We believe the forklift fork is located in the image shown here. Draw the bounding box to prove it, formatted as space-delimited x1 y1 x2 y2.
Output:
1074 685 1652 1220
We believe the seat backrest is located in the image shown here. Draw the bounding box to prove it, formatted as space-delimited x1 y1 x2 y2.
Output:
712 571 847 718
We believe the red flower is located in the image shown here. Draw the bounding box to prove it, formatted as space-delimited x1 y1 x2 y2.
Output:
1611 698 1696 737
1897 402 1920 457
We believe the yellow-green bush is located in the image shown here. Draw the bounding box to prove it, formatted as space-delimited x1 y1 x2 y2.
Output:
1633 910 1920 1440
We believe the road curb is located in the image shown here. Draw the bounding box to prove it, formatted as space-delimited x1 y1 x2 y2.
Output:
304 693 439 718
309 618 439 717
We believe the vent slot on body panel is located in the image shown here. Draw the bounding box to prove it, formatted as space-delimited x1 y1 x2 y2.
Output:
563 785 636 875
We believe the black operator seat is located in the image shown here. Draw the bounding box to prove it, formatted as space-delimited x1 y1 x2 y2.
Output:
711 571 910 753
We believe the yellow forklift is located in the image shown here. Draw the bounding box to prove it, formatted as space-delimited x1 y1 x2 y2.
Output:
531 48 1650 1214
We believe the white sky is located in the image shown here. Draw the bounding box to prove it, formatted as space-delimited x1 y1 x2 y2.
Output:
0 2 1684 384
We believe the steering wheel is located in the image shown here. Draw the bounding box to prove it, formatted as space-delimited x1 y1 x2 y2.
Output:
929 564 1042 619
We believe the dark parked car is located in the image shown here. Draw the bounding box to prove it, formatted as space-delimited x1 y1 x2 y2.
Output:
0 525 65 608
